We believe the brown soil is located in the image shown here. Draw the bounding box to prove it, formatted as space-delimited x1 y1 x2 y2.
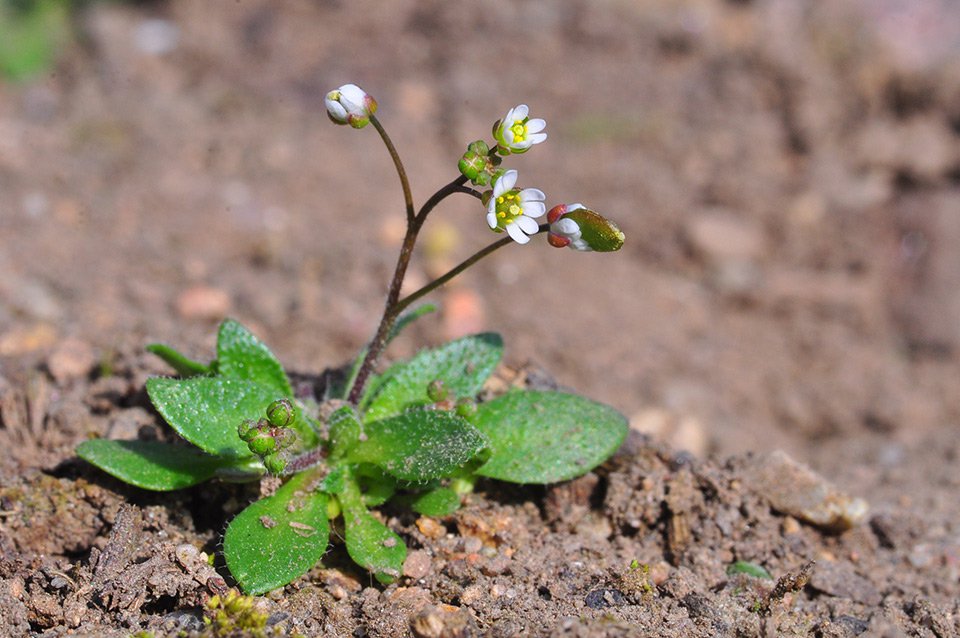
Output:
2 1 960 636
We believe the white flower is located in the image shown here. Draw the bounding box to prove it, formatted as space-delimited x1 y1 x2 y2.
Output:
485 170 547 244
493 104 547 154
325 84 377 128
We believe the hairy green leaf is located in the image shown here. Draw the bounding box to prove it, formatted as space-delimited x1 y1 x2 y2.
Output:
348 408 487 482
341 476 405 584
146 343 211 377
147 377 281 459
473 391 627 484
223 469 330 595
408 486 461 517
76 439 227 491
363 333 503 423
216 319 292 396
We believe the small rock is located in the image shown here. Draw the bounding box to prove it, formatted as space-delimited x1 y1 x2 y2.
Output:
175 285 231 320
416 517 445 540
742 450 868 531
584 588 626 609
808 561 881 606
409 605 475 638
47 338 97 383
459 584 484 606
403 550 432 580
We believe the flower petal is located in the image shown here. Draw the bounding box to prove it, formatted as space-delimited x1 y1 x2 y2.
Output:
522 201 546 218
506 221 530 244
486 212 499 229
553 217 580 236
519 188 545 203
526 118 546 133
512 104 529 121
515 215 540 234
528 132 548 144
498 170 518 192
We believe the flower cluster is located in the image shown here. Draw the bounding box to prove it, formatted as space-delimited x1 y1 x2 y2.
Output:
325 87 623 250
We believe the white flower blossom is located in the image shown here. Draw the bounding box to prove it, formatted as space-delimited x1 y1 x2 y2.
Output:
325 84 377 128
493 104 547 154
485 170 546 244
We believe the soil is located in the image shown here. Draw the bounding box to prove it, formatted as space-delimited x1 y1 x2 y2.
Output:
2 0 960 636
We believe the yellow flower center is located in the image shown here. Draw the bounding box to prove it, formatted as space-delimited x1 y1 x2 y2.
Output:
495 191 524 226
510 120 527 143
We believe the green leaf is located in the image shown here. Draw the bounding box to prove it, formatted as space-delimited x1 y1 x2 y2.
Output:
341 475 406 584
216 319 292 396
348 408 487 482
363 333 503 423
147 377 282 459
473 391 627 484
328 406 362 459
146 344 211 377
408 486 461 517
727 561 773 580
76 439 227 491
223 469 331 595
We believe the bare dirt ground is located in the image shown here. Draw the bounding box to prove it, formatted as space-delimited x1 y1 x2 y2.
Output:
2 0 960 636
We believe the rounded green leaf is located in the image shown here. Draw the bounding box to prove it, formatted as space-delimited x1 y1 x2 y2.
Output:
408 486 461 517
217 319 292 396
473 391 627 484
147 377 283 459
340 477 406 584
223 470 330 595
363 333 503 423
347 408 487 482
76 439 227 491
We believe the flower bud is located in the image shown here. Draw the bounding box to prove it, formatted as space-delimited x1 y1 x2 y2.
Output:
266 399 294 429
427 379 449 402
546 204 624 252
455 398 477 420
237 419 259 442
458 140 499 186
325 84 377 129
248 433 277 456
263 453 286 475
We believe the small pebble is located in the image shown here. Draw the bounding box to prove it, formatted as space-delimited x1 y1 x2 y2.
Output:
403 550 431 580
47 337 97 383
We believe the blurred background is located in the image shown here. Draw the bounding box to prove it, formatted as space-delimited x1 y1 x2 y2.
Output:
2 0 959 479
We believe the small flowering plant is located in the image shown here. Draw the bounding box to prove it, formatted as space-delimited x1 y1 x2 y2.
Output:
77 86 627 594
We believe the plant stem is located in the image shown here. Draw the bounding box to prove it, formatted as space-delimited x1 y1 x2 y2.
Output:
345 174 473 405
370 115 415 224
283 445 327 475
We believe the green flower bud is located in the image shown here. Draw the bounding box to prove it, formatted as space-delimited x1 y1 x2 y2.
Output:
238 419 259 442
427 379 448 402
248 433 277 456
546 204 624 252
458 140 500 186
266 399 294 428
263 453 286 475
455 398 477 420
